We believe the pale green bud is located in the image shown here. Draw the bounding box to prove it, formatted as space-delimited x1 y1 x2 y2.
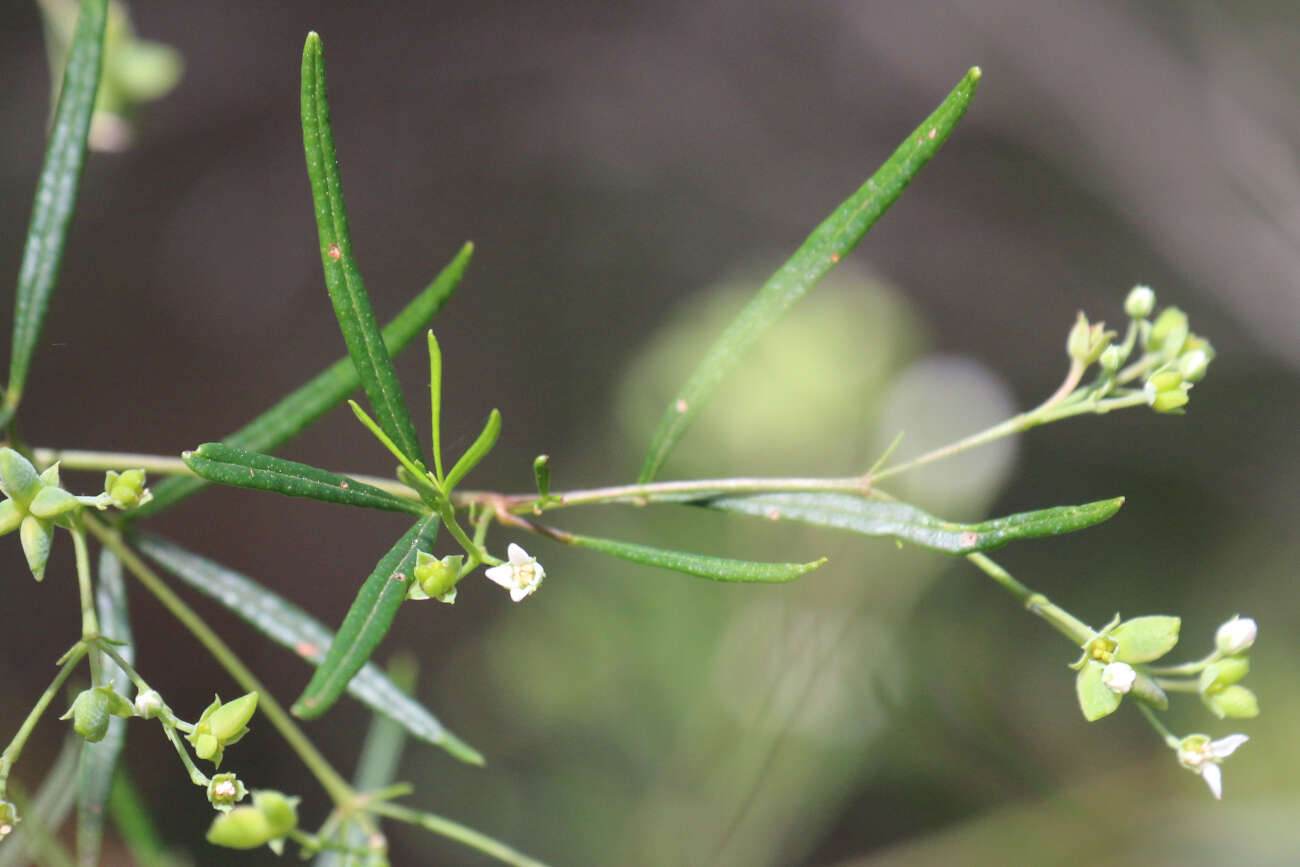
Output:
251 790 299 839
63 688 112 743
1066 312 1114 366
1147 307 1189 358
206 773 248 812
1178 348 1210 383
134 689 164 719
1199 656 1249 694
187 692 258 767
1098 344 1122 372
104 469 150 509
1215 616 1257 654
1124 285 1156 318
411 551 463 602
1203 685 1259 719
206 805 274 849
0 448 42 508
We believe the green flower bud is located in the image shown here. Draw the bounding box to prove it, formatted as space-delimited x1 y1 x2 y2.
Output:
134 689 164 719
206 805 275 849
207 773 248 812
1098 344 1122 372
187 692 258 767
1144 371 1190 413
1203 684 1259 720
1124 285 1156 319
19 513 54 582
62 688 112 743
0 799 18 839
0 448 43 509
1199 656 1250 694
27 485 81 520
410 551 463 602
104 469 150 509
1178 348 1210 383
251 790 299 839
1147 307 1189 358
1215 616 1257 654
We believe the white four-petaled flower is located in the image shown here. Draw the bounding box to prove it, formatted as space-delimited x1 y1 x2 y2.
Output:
1177 733 1249 799
485 543 545 602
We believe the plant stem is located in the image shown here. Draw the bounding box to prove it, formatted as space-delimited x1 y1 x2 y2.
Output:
81 515 354 806
32 449 193 478
368 801 550 867
0 644 87 796
1136 701 1181 749
965 553 1095 645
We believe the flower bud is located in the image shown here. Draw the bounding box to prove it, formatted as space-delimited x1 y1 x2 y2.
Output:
104 469 150 509
1202 684 1260 720
1101 661 1136 694
1177 348 1209 383
187 692 258 767
135 689 164 719
1215 616 1257 655
1147 307 1189 358
1066 313 1113 365
207 773 248 812
206 805 275 849
0 448 42 509
1124 285 1156 319
1098 344 1122 372
1199 656 1250 694
0 799 19 838
63 688 112 743
1144 371 1190 413
251 790 299 839
411 551 463 602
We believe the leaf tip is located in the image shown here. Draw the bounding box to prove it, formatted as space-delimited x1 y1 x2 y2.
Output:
969 65 982 80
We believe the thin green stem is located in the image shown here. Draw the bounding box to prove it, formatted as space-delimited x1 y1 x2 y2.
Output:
0 644 87 794
1147 651 1220 677
32 448 193 478
81 515 354 806
162 724 209 788
368 801 550 867
70 523 101 686
965 553 1095 645
1136 701 1180 749
1152 677 1200 693
90 639 151 694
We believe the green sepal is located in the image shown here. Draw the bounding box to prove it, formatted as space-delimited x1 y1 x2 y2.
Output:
251 790 299 839
28 485 81 520
1199 656 1249 694
1111 615 1180 663
0 448 43 508
0 500 23 536
1202 684 1259 720
205 805 274 850
20 514 54 581
1076 661 1122 722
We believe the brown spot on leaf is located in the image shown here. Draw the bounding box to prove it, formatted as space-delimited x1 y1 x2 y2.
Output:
294 641 319 659
328 243 342 259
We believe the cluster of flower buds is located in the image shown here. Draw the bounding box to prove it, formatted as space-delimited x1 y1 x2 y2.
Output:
61 683 135 743
186 692 258 768
0 448 151 581
407 551 463 603
1065 286 1214 415
1072 614 1178 721
205 789 299 853
1200 616 1259 719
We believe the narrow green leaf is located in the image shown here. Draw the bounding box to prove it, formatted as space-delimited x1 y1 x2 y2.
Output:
684 493 1124 555
136 242 472 519
0 739 80 867
182 442 426 515
76 549 132 867
565 532 825 583
443 409 501 492
301 32 423 464
637 67 982 482
293 515 440 719
2 0 109 427
428 331 445 482
136 533 481 763
106 771 172 867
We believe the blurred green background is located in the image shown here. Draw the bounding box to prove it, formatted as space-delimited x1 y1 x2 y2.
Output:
1 1 1297 864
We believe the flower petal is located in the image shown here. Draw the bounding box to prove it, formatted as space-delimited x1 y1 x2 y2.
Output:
1209 734 1249 759
1200 762 1223 799
484 563 514 589
507 543 531 564
509 586 531 602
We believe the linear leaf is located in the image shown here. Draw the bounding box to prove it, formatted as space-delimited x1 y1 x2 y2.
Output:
637 67 982 482
2 0 109 427
136 242 472 519
443 409 501 492
565 532 825 583
301 32 423 464
686 492 1124 554
136 533 481 763
0 738 80 867
182 442 425 514
106 771 171 867
293 515 440 719
76 548 132 867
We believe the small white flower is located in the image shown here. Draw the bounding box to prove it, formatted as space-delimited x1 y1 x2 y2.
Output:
1177 733 1249 799
1215 616 1257 655
484 543 545 602
1101 662 1136 694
